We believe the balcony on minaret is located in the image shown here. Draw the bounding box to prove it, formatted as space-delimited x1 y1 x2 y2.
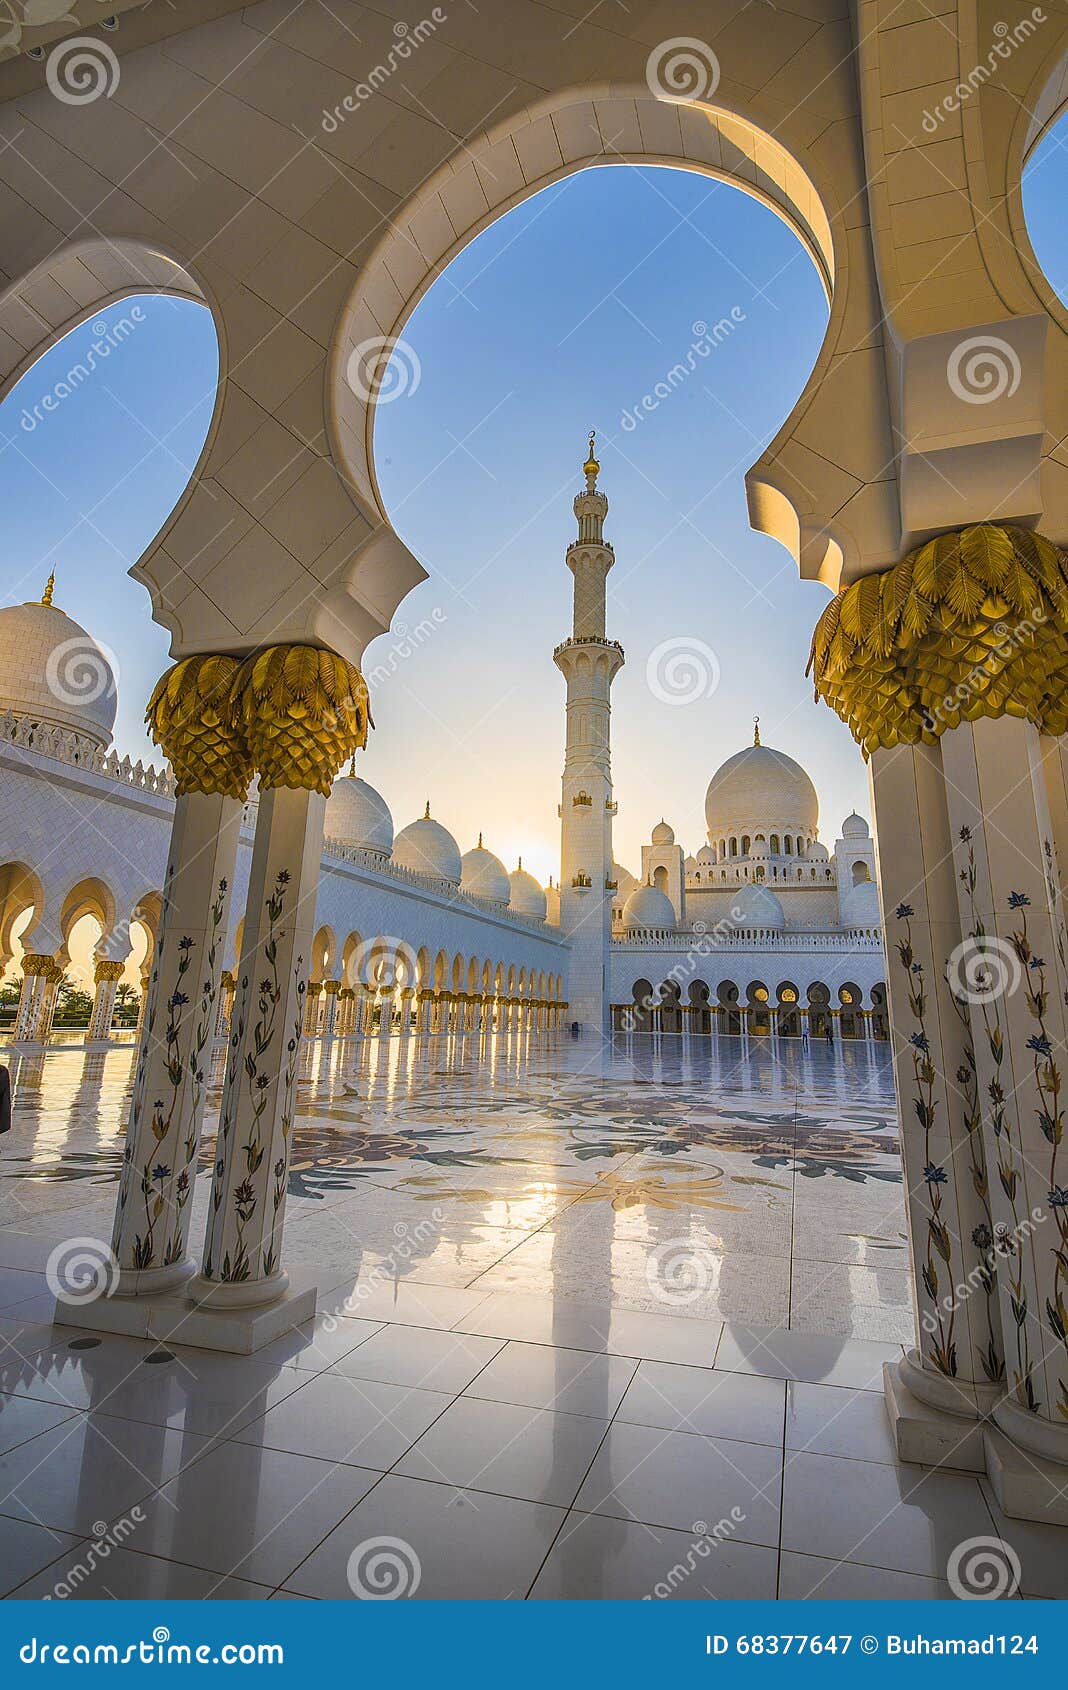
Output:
572 791 592 807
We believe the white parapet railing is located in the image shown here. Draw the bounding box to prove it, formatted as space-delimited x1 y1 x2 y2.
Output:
0 710 175 796
611 926 883 951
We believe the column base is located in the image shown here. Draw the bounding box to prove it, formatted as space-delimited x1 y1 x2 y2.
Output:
112 1260 196 1298
984 1426 1068 1524
53 1273 317 1355
882 1359 987 1472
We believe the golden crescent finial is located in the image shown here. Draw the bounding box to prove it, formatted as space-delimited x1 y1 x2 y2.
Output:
583 430 599 480
41 570 55 608
754 715 761 746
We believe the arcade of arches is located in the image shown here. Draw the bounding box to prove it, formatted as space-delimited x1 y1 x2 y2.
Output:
0 0 1067 1595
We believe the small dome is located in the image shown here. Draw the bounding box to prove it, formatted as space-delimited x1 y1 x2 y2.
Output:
324 775 393 855
727 883 786 930
841 811 870 838
804 840 830 862
461 837 510 905
392 804 461 885
509 861 547 920
622 883 677 931
651 819 675 846
840 880 880 927
695 843 716 864
0 582 116 748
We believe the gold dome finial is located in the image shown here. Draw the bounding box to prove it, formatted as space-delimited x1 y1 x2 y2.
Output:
477 830 483 849
424 799 431 820
41 570 56 608
518 855 523 871
348 754 356 779
754 715 761 746
583 430 599 482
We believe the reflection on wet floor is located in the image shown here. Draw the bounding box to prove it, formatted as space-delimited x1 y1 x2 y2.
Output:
0 1032 910 1340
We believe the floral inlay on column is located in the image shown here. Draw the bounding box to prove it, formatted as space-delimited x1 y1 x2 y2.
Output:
195 644 370 1306
108 653 252 1291
894 903 957 1378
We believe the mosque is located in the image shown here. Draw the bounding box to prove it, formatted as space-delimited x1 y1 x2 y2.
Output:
0 443 885 1050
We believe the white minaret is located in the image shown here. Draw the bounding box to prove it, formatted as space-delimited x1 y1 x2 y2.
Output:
554 433 624 1034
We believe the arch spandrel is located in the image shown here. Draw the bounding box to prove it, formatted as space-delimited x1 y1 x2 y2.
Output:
855 2 1068 551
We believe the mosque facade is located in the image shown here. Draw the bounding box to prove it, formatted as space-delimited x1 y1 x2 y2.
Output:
0 453 885 1050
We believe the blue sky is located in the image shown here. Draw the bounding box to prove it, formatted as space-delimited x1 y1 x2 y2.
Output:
1 133 1065 884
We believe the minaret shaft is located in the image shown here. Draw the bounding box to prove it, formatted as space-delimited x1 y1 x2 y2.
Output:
553 435 623 1034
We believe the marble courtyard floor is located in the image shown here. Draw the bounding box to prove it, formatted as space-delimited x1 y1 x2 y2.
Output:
0 1032 1063 1599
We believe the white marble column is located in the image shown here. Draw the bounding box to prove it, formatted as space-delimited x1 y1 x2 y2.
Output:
938 716 1068 1501
321 979 340 1040
12 956 52 1043
870 743 1005 1465
109 791 244 1294
303 982 322 1038
87 960 124 1044
194 784 326 1316
215 970 235 1040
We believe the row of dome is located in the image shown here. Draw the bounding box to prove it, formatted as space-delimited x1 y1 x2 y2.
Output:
325 776 547 920
618 874 879 932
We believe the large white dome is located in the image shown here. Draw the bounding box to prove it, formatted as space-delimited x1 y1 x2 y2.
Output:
612 862 638 896
508 861 547 920
461 838 510 905
727 883 786 930
0 587 116 748
622 883 677 931
705 741 818 839
324 775 393 856
393 806 461 885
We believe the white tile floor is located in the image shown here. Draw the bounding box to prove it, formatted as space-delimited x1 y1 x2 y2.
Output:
0 1034 1065 1599
0 1286 1064 1600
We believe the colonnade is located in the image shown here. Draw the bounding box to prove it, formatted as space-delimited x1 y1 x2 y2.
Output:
611 1002 887 1041
300 983 564 1040
811 522 1068 1521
